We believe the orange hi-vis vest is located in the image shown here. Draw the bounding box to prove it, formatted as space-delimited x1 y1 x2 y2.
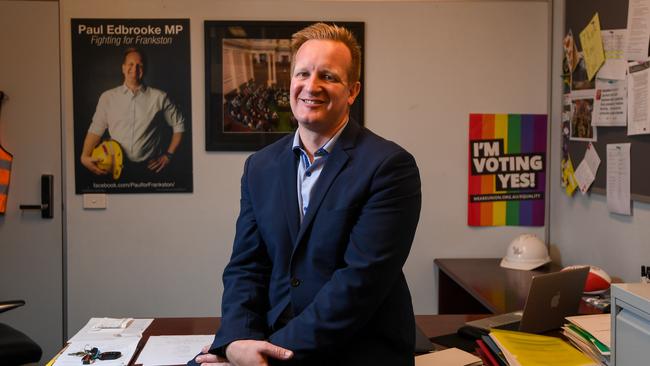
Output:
0 145 12 214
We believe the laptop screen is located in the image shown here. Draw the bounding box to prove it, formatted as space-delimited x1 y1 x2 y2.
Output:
465 266 590 333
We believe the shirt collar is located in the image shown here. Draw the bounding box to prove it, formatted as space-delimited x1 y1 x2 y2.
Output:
120 83 146 95
292 118 349 157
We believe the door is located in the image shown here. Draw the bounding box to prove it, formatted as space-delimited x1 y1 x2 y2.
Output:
0 1 63 362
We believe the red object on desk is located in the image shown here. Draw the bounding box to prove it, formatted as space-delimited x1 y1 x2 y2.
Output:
476 339 500 366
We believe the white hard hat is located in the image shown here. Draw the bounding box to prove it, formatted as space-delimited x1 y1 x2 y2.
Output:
500 234 551 271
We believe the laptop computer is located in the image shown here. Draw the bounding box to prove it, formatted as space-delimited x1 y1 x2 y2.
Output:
465 266 589 333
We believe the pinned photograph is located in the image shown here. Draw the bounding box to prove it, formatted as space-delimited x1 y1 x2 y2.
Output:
563 30 579 72
570 91 597 142
571 54 596 91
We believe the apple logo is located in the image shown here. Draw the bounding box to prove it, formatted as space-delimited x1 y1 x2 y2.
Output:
550 291 561 308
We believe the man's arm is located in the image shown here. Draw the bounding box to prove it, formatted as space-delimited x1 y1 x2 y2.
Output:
204 156 294 365
204 155 295 366
268 148 421 355
149 93 185 173
192 341 292 366
147 131 182 173
82 91 111 175
209 157 290 361
167 131 182 155
80 132 108 175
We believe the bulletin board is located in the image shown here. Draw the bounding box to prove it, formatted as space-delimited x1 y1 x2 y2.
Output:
566 0 650 203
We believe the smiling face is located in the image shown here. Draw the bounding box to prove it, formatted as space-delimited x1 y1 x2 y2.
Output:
290 39 360 136
122 51 144 87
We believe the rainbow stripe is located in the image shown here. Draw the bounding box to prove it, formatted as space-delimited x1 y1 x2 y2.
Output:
468 113 547 226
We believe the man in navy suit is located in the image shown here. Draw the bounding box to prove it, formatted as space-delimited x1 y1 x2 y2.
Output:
193 23 421 366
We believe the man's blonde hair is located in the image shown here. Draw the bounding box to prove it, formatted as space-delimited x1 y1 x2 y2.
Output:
291 23 361 84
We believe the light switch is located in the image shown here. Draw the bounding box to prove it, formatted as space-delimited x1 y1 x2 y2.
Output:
83 193 107 209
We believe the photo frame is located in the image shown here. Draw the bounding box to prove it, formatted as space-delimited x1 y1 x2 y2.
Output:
204 20 365 151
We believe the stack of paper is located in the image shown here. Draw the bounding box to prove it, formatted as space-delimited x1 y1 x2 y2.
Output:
68 317 154 342
414 347 482 366
563 314 611 365
50 318 153 366
52 338 140 366
489 329 598 366
136 335 214 366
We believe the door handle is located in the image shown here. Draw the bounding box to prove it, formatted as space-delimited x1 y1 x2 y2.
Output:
19 174 53 219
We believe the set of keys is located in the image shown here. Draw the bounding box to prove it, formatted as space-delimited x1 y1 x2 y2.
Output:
68 346 122 364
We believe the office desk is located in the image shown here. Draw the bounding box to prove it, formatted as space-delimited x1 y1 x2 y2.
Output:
434 258 601 315
142 314 487 340
128 315 488 365
435 258 564 314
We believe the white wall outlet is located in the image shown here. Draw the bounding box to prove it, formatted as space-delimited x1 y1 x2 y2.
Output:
83 193 107 209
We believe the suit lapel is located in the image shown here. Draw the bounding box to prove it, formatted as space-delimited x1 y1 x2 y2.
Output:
279 144 300 245
295 121 360 247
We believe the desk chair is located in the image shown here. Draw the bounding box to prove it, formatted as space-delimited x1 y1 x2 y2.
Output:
0 300 42 365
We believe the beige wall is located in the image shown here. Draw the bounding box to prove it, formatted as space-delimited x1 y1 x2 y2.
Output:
60 0 549 336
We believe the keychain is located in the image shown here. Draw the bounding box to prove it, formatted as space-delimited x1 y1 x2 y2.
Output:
68 346 121 364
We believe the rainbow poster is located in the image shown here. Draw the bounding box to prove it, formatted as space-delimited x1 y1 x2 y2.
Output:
468 114 547 226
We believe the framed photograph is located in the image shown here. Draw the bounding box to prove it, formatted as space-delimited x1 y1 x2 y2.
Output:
204 20 365 151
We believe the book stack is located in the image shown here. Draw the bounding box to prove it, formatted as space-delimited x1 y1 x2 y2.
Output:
562 314 611 366
474 329 598 366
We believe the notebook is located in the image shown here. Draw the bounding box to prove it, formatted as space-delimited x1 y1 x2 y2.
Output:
466 266 589 333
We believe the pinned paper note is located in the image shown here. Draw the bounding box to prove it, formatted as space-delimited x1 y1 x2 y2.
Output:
598 29 627 80
574 143 601 194
593 78 627 127
579 13 605 81
626 0 650 61
606 143 631 215
627 61 650 135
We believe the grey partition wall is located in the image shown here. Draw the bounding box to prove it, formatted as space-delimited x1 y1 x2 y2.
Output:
566 0 650 202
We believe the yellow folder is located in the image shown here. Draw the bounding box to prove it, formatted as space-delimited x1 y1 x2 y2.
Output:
489 329 598 366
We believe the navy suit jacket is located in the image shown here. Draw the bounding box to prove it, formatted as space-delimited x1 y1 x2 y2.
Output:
208 121 421 365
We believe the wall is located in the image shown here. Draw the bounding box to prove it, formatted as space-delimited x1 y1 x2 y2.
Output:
549 0 650 283
0 1 64 359
60 0 549 336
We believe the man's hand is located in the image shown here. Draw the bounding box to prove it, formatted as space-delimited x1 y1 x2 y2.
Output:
80 155 108 175
225 340 293 366
194 344 231 366
147 154 171 173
